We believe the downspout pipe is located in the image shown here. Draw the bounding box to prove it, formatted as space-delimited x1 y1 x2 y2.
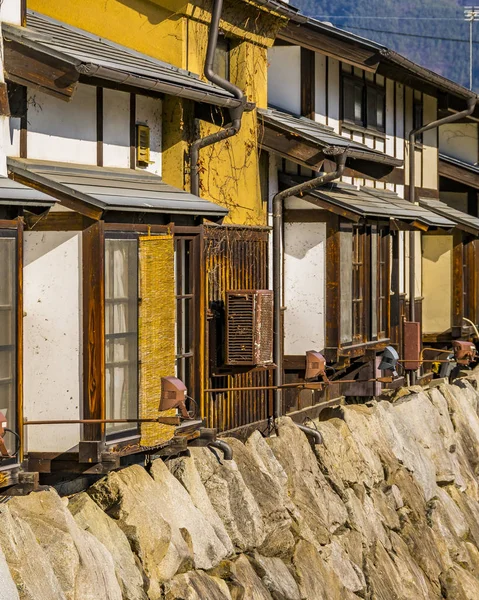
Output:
190 0 247 197
407 95 477 383
273 151 348 422
209 439 233 460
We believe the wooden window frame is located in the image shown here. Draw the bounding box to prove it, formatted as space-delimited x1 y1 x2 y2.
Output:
341 74 386 133
0 222 22 466
175 235 199 409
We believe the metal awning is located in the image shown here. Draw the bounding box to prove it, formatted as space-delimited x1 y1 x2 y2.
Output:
0 177 57 209
418 197 479 236
7 159 228 221
2 10 251 109
280 174 455 228
259 108 402 179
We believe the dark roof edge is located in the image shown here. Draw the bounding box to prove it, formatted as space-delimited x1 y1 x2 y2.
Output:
439 152 479 173
7 157 105 209
77 64 254 110
3 22 254 110
380 49 477 101
284 13 477 102
417 198 479 235
247 0 307 21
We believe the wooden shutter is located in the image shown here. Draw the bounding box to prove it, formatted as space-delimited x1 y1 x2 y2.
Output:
138 234 176 447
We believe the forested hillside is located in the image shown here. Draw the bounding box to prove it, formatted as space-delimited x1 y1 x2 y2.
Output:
293 0 478 91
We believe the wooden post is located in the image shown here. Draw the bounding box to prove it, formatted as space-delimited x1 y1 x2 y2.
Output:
82 221 105 442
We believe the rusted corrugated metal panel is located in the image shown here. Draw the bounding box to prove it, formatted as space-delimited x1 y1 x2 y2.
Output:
203 225 272 431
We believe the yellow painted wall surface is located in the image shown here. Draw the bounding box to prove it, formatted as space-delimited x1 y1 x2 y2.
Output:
28 0 186 68
422 235 453 334
29 0 284 226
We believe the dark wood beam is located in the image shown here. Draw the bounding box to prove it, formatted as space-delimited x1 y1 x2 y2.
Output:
278 24 380 72
3 40 78 101
301 48 315 120
82 221 105 443
439 158 479 191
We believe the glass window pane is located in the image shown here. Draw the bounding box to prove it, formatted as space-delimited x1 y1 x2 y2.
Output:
354 85 363 122
213 37 230 81
0 237 16 445
105 238 138 436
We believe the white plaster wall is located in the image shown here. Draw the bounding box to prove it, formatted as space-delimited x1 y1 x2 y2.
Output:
439 122 478 165
135 95 162 175
284 220 326 354
267 46 301 114
103 89 130 168
314 53 327 126
27 84 97 164
23 231 82 453
0 0 21 25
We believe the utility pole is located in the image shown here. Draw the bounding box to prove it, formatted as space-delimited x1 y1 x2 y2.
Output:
465 6 479 90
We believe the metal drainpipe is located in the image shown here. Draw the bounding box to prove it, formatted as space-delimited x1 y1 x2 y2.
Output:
209 439 233 460
408 95 477 383
273 151 348 422
190 0 247 196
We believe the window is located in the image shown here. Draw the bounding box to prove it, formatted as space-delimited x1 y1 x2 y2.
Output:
105 236 139 438
413 98 423 144
351 226 390 345
0 233 17 450
213 35 230 81
342 76 385 132
175 237 195 402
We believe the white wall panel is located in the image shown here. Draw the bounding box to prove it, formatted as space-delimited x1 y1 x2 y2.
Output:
135 95 162 175
267 46 301 114
27 84 97 164
314 53 327 125
103 89 130 168
284 220 326 354
1 0 21 25
439 122 478 165
23 230 82 453
327 58 340 133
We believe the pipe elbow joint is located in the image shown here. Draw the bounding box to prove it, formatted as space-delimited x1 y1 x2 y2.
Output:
209 439 233 460
296 423 323 445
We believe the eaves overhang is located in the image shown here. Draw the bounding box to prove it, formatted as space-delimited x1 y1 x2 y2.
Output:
2 11 254 110
259 107 402 180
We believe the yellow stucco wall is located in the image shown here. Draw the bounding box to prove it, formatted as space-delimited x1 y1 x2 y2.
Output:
422 235 453 334
28 0 285 225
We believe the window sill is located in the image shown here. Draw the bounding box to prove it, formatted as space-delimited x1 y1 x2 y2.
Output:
341 122 387 139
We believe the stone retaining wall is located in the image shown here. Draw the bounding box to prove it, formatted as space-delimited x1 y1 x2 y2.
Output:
3 374 479 598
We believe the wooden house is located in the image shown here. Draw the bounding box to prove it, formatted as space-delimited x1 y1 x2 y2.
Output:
0 7 252 483
262 13 478 412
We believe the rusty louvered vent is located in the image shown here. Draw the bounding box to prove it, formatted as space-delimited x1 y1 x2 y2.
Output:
226 290 274 366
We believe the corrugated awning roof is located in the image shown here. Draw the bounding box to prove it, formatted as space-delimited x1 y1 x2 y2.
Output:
7 159 228 220
2 11 250 110
280 174 455 228
418 197 479 235
0 177 57 208
260 108 401 165
260 107 402 180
